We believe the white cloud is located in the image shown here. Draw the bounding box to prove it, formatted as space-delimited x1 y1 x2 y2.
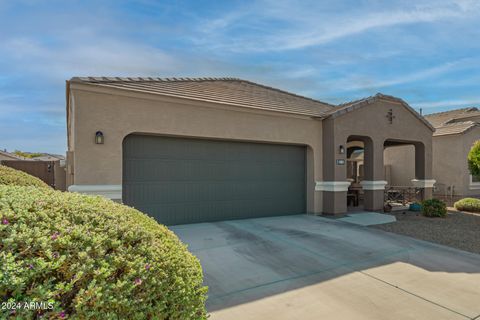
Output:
2 37 181 80
414 98 480 108
272 8 462 50
196 0 480 52
318 58 477 92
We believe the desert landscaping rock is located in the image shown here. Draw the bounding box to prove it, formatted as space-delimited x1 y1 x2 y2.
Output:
372 211 480 254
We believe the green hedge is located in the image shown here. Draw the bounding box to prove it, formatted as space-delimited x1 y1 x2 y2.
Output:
0 165 50 189
0 185 207 319
454 197 480 213
421 198 447 218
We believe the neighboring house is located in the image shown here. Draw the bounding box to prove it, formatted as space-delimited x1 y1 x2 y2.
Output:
426 108 480 199
0 149 25 161
32 153 66 163
66 77 435 225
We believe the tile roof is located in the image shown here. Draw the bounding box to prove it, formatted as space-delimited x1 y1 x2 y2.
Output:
32 154 65 161
424 107 480 127
327 93 435 131
423 107 480 136
0 150 25 160
70 77 335 117
432 121 479 136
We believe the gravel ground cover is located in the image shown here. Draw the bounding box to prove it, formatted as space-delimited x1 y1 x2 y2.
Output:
372 210 480 255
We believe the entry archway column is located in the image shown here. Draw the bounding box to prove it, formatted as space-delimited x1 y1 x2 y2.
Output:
411 142 435 200
361 138 387 211
319 120 349 215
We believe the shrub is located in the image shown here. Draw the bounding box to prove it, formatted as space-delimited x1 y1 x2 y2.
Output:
454 197 480 213
0 185 207 319
421 198 447 218
468 140 480 177
0 165 50 189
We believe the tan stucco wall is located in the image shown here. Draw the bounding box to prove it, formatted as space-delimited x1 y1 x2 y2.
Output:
69 84 324 214
384 145 416 186
432 128 480 197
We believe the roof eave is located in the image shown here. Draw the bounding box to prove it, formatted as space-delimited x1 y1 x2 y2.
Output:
328 93 436 132
70 81 328 118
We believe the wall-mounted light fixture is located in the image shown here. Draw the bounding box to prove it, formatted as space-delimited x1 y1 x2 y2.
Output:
95 131 104 144
339 145 345 154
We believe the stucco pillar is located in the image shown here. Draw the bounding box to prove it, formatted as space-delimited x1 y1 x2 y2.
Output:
411 142 435 201
319 120 348 215
317 182 350 215
306 146 324 215
362 139 387 211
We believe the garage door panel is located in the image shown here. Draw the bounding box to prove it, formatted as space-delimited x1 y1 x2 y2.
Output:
126 181 302 204
123 135 306 225
125 183 306 208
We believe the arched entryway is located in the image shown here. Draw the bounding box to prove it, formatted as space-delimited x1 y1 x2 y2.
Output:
318 94 435 215
345 137 431 212
345 137 369 211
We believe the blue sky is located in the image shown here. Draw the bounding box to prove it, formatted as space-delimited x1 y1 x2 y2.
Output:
1 0 479 154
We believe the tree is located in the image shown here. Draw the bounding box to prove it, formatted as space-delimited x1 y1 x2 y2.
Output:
13 150 43 158
468 141 480 176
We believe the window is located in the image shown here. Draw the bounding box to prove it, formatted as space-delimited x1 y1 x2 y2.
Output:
469 175 480 190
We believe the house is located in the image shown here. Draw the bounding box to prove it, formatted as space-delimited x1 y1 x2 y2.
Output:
426 108 480 199
66 77 435 225
32 153 66 163
0 149 25 161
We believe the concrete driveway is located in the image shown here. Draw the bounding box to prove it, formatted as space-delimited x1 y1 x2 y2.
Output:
171 215 480 320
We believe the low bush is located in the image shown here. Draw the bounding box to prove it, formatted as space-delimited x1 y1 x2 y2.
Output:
454 197 480 213
0 185 207 319
0 165 50 189
421 198 447 218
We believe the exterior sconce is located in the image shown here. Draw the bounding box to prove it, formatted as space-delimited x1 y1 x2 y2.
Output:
339 145 345 154
95 131 104 144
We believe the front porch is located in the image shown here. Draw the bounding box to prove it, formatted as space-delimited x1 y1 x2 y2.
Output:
317 94 436 215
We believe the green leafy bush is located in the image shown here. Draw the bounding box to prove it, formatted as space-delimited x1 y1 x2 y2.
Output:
454 197 480 213
0 185 207 319
0 165 50 189
421 198 447 218
468 141 480 176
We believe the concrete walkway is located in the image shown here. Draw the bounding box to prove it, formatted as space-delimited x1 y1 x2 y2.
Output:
337 211 397 226
171 215 480 320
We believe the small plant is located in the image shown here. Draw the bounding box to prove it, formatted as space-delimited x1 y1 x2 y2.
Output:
454 197 480 213
0 165 50 189
421 198 447 217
